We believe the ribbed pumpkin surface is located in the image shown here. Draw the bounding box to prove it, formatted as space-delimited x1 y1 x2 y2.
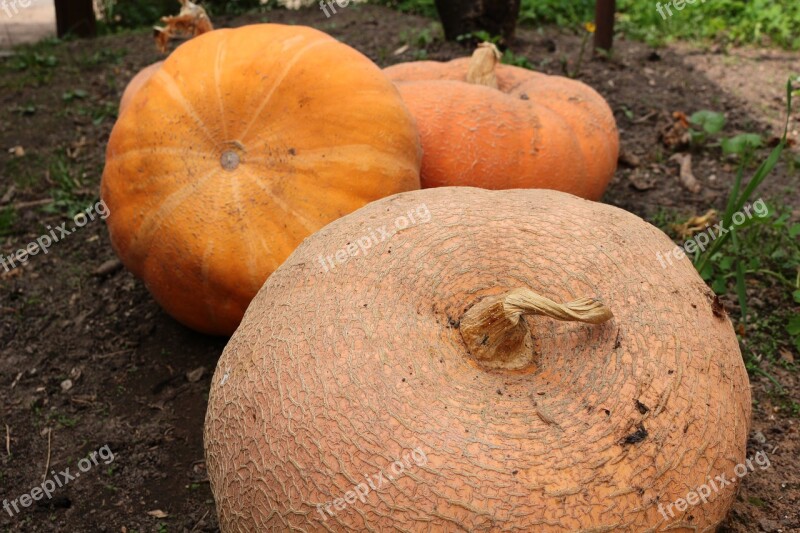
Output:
384 56 619 200
119 61 163 114
101 24 421 335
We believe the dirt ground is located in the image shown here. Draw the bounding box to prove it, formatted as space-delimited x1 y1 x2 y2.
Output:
0 4 798 532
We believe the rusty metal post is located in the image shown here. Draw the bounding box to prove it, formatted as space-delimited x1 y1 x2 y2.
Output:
594 0 615 51
55 0 97 38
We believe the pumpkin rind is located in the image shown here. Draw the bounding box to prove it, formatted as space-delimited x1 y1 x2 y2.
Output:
101 24 422 335
384 57 619 200
205 187 750 531
119 61 163 115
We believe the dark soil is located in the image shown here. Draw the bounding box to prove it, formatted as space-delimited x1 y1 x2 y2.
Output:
0 4 797 532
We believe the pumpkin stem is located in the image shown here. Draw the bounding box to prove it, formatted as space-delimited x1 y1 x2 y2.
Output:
459 288 613 371
466 42 502 89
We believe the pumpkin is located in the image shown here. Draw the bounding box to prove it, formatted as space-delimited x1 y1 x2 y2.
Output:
384 44 619 200
119 61 163 114
205 187 750 531
101 24 422 335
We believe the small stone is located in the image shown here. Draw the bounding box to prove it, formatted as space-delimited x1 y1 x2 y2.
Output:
186 366 206 383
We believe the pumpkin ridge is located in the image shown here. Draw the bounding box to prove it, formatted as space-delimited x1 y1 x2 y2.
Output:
279 144 422 177
239 166 319 234
153 69 222 151
227 175 261 289
127 166 221 267
214 39 229 142
238 37 331 143
201 239 218 327
108 145 211 162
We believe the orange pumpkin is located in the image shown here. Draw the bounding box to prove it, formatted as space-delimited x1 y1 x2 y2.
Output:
119 61 162 114
205 187 750 531
101 24 421 335
384 44 619 200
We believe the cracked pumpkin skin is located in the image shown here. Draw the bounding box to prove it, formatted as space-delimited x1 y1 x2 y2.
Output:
205 188 750 531
101 24 421 335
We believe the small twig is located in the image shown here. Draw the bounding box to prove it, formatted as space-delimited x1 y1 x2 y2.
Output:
12 198 53 210
190 509 210 532
10 371 22 389
5 424 10 456
633 110 658 124
0 185 16 204
43 428 52 483
669 153 701 193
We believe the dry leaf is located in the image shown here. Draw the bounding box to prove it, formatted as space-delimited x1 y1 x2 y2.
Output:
672 209 717 239
154 0 213 54
147 510 169 518
660 111 691 150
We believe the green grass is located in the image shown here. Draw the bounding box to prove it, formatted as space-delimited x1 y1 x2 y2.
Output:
524 0 800 49
374 0 800 49
0 38 61 88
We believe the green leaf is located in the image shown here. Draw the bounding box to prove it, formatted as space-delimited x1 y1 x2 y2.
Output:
698 262 714 280
721 133 763 155
788 315 800 336
718 256 735 271
712 277 727 294
735 260 748 324
690 110 726 134
792 290 800 304
789 223 800 238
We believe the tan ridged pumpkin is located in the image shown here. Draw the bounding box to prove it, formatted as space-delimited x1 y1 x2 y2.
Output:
205 187 750 531
101 24 422 335
384 44 619 200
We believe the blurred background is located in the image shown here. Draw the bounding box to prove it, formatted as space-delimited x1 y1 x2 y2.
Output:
2 1 800 49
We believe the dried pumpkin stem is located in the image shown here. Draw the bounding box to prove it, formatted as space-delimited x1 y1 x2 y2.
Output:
459 288 613 371
154 0 214 54
466 42 502 89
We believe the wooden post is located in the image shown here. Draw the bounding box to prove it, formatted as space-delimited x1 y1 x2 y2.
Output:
54 0 97 38
434 0 521 43
594 0 615 51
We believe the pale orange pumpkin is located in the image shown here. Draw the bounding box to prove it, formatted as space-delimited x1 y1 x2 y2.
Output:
101 24 421 335
205 187 750 531
384 44 620 200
